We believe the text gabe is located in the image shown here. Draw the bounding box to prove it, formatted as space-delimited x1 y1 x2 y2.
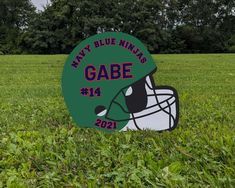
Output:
85 62 133 81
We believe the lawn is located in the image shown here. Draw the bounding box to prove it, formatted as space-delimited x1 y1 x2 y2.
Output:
0 54 234 187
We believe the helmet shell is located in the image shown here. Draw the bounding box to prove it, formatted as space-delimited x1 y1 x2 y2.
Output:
62 32 156 132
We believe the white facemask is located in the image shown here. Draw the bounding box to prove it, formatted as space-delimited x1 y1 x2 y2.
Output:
121 76 179 131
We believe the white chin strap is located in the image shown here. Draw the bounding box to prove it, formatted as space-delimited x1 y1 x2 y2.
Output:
121 76 178 131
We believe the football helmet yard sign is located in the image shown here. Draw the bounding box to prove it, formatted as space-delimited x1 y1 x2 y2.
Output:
62 32 179 132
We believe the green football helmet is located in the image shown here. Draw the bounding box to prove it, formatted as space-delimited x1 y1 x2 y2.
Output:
62 32 179 132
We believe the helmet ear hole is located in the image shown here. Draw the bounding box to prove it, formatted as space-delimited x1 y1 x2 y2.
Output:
95 105 107 116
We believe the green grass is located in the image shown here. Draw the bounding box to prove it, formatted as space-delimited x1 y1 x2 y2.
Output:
0 54 234 187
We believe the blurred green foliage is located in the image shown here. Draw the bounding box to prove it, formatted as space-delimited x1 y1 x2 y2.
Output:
0 0 235 54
